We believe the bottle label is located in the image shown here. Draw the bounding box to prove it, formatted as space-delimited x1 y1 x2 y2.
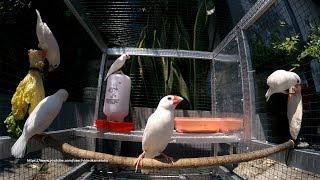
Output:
106 98 119 104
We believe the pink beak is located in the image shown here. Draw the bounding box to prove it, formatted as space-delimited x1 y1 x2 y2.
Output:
173 96 183 106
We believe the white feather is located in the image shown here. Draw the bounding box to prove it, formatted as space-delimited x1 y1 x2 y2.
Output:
36 9 60 71
287 86 303 140
11 89 68 158
104 54 130 81
265 70 300 101
139 95 183 173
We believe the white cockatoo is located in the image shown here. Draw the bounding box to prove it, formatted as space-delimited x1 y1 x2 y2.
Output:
265 70 303 140
265 70 301 101
287 85 303 140
104 53 130 81
11 89 68 158
134 95 183 173
36 9 60 72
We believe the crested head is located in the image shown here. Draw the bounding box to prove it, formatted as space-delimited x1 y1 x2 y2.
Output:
158 95 183 110
291 72 301 84
55 89 69 102
120 53 130 61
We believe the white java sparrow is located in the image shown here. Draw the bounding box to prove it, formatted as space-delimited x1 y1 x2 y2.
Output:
36 9 60 72
104 53 130 81
11 89 68 158
265 70 301 101
134 95 183 173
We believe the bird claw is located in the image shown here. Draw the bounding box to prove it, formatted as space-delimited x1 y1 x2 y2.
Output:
134 152 145 172
161 153 174 164
288 85 301 98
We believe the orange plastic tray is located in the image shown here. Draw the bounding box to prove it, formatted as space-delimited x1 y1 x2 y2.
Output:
175 117 243 133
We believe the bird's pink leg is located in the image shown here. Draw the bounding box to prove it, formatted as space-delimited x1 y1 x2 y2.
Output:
134 151 145 172
160 153 174 164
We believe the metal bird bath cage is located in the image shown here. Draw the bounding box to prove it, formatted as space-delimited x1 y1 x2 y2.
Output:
1 0 320 179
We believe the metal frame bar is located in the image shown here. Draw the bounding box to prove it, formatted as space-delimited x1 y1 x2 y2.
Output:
107 47 240 63
243 140 320 175
237 33 250 140
64 0 107 51
93 53 107 124
211 0 277 140
106 47 213 60
212 0 276 56
74 127 241 144
57 162 94 180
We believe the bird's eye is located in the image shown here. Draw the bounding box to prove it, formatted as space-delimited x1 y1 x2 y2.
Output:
297 80 300 83
167 97 172 100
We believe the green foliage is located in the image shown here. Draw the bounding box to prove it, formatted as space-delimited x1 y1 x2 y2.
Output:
273 35 300 55
298 26 320 61
131 0 213 109
251 20 320 70
4 113 23 138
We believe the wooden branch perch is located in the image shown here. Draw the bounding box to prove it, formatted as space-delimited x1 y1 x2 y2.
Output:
34 135 294 170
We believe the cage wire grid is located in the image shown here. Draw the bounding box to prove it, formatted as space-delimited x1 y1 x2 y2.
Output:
1 0 320 179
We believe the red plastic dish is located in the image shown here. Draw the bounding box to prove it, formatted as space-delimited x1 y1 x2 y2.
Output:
96 119 134 133
175 117 243 133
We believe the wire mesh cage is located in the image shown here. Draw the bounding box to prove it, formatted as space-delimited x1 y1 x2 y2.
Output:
0 0 320 179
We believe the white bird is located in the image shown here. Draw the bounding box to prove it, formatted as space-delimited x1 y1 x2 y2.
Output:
36 9 60 72
104 53 130 81
134 95 183 173
11 89 68 158
287 85 303 140
265 70 301 101
265 70 303 140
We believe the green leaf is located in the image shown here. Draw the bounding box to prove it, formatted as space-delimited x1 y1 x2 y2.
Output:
172 62 190 102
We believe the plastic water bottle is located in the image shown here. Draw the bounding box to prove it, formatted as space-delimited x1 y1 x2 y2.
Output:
103 74 131 122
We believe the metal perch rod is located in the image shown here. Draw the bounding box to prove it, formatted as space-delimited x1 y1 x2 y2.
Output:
34 134 294 169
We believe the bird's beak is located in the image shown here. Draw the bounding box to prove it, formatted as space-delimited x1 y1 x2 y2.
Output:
173 96 183 106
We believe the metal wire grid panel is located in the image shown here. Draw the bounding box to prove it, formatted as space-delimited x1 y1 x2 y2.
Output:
213 38 243 115
102 55 213 111
233 141 320 179
246 0 320 146
0 136 91 180
77 0 212 50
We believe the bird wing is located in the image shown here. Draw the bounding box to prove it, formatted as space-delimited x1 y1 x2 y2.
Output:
23 96 48 135
35 10 60 68
287 86 303 140
105 58 125 79
23 95 62 136
142 109 174 157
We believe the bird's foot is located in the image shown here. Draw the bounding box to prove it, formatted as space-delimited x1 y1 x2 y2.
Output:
116 70 124 75
288 85 301 98
161 153 174 164
39 134 47 143
134 151 145 172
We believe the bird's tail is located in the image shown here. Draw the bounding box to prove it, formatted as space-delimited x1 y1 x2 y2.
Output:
11 133 28 158
265 88 273 102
